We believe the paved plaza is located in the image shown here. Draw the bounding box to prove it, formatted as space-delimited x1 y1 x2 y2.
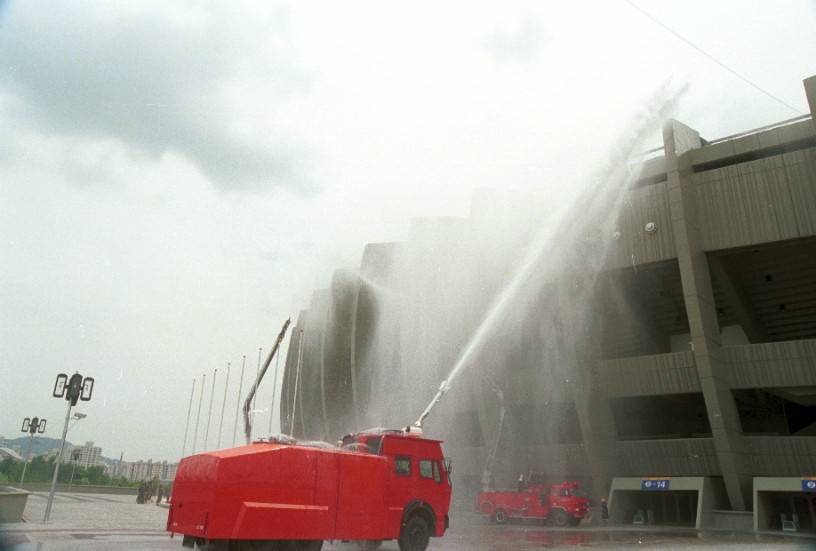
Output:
3 492 816 550
1 491 169 549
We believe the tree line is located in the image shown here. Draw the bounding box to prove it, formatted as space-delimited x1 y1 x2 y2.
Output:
0 456 139 488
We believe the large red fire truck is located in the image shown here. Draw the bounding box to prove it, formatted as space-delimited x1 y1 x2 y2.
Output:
478 481 589 527
167 428 452 551
167 321 453 550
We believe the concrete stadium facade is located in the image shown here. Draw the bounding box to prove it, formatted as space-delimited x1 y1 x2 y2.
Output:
279 76 816 529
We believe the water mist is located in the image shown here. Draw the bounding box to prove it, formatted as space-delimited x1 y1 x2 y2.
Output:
408 80 687 429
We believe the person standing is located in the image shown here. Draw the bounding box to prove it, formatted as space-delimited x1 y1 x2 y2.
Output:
601 498 609 526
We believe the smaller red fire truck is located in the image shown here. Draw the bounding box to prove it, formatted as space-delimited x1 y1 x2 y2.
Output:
478 481 589 527
167 428 452 551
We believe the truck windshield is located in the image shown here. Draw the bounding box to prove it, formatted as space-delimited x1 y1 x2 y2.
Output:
366 436 383 455
443 457 452 486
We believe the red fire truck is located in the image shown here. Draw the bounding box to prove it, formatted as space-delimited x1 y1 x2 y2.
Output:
167 428 452 551
478 481 589 527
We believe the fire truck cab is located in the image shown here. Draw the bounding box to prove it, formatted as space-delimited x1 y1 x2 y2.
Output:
167 429 452 551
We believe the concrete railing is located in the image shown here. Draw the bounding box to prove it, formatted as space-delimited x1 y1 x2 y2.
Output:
11 483 136 495
0 486 30 523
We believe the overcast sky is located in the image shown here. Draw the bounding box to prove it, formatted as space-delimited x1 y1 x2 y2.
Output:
1 1 815 463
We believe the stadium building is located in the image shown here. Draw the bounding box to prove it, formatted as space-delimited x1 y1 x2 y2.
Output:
279 76 816 532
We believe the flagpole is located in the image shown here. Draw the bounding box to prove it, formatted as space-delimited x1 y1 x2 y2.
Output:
203 368 217 451
268 351 281 434
181 378 196 458
217 362 230 448
232 356 246 447
192 373 205 454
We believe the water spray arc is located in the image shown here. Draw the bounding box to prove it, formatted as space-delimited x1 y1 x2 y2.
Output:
410 82 686 431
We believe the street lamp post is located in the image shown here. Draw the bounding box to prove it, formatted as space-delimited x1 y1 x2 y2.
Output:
19 416 47 488
64 413 86 492
68 450 81 492
44 372 94 523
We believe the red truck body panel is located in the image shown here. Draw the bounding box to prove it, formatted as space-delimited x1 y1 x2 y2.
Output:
167 433 451 543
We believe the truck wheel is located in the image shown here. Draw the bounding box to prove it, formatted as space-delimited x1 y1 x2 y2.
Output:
229 540 283 551
492 509 507 524
197 540 229 551
550 510 569 527
286 541 323 551
222 541 275 551
398 516 430 551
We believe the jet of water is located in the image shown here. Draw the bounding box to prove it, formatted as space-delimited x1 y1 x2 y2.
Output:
413 79 686 427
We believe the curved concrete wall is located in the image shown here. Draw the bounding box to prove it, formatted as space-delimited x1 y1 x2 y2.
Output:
280 76 816 513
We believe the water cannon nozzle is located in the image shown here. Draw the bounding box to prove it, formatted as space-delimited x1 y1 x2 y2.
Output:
413 379 451 430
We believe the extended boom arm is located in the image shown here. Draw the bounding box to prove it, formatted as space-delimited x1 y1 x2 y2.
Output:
243 318 291 445
413 380 449 429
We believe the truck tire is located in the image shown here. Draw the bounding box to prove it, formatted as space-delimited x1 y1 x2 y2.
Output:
549 509 569 527
197 540 228 551
223 541 275 551
398 516 430 551
286 541 323 551
492 509 507 524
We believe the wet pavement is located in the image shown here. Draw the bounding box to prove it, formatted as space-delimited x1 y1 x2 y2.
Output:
426 517 816 550
2 493 815 550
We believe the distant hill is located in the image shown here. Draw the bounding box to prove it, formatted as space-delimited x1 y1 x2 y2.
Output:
3 436 71 458
3 437 123 465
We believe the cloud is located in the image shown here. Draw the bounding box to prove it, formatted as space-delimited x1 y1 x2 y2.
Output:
0 0 316 193
481 9 552 62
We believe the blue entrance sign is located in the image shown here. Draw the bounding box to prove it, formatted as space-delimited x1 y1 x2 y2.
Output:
802 478 816 492
641 478 670 490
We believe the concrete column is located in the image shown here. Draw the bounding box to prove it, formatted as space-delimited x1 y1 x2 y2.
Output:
663 119 752 511
805 75 816 132
560 275 617 502
472 376 503 489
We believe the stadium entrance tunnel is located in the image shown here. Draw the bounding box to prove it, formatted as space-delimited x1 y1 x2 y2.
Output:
609 477 729 529
755 478 816 533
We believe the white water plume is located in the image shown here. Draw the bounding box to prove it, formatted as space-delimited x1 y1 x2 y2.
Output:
409 78 688 426
301 78 689 469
